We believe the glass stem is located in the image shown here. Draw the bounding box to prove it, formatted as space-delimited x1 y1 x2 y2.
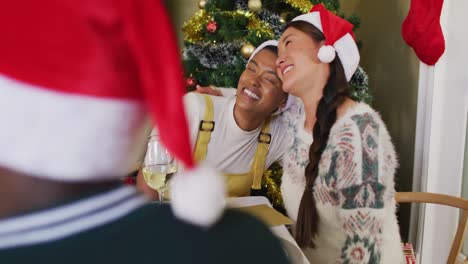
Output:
159 190 164 205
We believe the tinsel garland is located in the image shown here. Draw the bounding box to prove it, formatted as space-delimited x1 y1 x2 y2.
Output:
284 0 313 13
184 41 244 69
182 10 211 43
247 15 275 39
350 66 372 104
257 9 285 38
234 0 249 10
225 9 253 19
261 163 285 213
184 8 275 43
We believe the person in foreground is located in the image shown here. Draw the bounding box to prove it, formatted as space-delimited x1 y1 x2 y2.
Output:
0 1 289 263
138 41 292 198
276 4 405 263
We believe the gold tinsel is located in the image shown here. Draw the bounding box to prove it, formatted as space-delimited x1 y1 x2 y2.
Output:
247 16 275 39
225 9 253 20
182 10 211 44
223 10 274 39
261 164 284 212
284 0 313 13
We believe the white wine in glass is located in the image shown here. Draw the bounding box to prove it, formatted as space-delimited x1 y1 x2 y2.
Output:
143 134 177 204
142 164 177 193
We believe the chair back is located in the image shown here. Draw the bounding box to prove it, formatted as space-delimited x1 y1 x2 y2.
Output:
396 192 468 264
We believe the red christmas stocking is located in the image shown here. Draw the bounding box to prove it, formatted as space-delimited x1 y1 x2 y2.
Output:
402 0 445 65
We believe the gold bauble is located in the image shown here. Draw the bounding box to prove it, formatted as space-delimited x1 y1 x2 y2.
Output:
280 12 289 23
241 43 255 59
248 0 262 12
198 0 207 9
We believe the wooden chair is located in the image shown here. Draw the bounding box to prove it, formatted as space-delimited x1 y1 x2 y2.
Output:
396 192 468 264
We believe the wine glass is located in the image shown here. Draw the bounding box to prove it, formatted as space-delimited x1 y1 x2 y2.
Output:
142 135 177 204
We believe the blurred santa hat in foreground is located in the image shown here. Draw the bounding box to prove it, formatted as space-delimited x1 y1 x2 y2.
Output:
0 0 225 227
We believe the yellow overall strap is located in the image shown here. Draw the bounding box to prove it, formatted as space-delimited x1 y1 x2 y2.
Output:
250 117 272 190
193 94 215 163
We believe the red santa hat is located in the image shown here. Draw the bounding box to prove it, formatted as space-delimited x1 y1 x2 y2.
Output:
292 4 360 81
0 0 224 227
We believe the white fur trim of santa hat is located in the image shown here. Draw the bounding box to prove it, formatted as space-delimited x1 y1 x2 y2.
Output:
247 40 279 65
292 11 359 81
0 73 148 181
170 164 226 227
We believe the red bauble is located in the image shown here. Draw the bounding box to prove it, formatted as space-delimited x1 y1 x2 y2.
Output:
206 20 218 33
185 76 197 87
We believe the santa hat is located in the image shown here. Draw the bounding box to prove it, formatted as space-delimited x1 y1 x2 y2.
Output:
292 4 360 81
0 0 224 227
247 40 296 114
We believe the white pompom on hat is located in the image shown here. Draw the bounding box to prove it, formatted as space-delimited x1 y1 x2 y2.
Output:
292 4 360 81
171 164 226 227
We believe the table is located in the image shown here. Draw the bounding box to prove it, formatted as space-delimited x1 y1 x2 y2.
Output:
227 196 310 264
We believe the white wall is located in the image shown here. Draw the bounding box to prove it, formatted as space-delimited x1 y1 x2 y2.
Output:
461 121 468 255
416 0 468 263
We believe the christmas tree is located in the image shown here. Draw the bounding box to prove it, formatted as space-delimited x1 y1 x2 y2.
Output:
181 0 371 210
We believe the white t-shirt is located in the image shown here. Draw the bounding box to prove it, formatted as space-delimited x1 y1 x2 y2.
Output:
154 92 288 174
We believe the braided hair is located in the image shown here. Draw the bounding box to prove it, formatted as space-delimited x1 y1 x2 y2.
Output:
286 21 350 248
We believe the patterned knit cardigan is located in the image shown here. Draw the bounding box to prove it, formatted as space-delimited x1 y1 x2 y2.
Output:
281 101 405 264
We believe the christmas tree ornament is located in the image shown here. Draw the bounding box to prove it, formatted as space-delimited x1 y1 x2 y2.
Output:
240 43 255 58
248 0 262 12
402 0 445 65
198 0 207 9
280 12 290 23
185 76 197 88
206 20 218 33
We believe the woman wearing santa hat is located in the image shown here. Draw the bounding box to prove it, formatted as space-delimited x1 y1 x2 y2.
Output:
276 4 405 263
0 1 289 263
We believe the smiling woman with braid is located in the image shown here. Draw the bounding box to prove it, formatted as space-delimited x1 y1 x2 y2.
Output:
276 5 405 264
